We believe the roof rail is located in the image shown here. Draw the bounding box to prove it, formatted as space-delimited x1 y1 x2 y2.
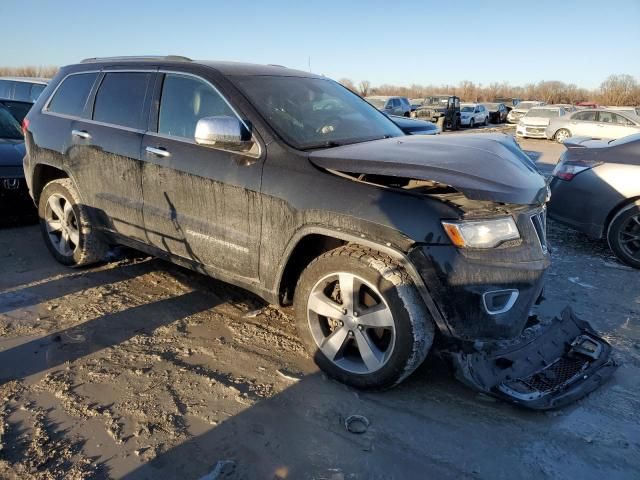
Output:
80 55 192 64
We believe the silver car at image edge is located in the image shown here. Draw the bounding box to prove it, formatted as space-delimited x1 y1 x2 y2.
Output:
546 109 640 143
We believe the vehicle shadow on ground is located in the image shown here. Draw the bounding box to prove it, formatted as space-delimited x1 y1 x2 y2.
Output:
0 288 223 387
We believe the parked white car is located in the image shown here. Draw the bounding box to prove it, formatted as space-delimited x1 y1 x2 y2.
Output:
546 109 640 143
460 103 489 128
507 101 546 124
516 106 567 139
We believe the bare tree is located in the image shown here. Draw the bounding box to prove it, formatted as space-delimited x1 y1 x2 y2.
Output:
358 80 372 97
0 65 58 78
338 78 356 92
599 74 640 106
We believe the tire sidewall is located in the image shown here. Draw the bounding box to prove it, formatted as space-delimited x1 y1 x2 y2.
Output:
294 251 432 390
38 180 87 266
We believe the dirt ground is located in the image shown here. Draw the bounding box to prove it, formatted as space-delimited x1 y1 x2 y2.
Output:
1 134 639 479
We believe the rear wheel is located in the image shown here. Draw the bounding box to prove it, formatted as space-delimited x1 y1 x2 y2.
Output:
294 246 434 390
607 201 640 269
554 129 571 143
38 179 108 267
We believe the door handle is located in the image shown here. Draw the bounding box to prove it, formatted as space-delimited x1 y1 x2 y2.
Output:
72 129 91 139
146 146 171 158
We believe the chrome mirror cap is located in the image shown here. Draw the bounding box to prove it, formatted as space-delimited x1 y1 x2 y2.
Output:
195 115 246 146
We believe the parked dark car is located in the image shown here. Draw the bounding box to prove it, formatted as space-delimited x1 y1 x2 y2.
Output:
23 56 615 408
493 97 520 111
0 77 49 102
549 134 640 268
0 100 37 221
483 102 508 123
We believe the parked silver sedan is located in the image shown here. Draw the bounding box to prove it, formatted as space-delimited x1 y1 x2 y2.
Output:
546 109 640 143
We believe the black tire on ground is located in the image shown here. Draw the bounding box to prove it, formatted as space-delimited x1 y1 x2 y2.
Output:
293 245 435 390
403 112 410 117
469 119 475 128
484 116 489 126
38 178 108 267
607 201 640 269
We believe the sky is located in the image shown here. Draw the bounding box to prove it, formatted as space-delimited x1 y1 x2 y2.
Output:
1 0 639 89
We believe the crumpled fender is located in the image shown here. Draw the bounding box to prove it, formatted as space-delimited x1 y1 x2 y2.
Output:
447 308 618 410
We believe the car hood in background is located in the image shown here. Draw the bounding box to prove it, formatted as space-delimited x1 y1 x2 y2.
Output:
309 134 547 205
521 117 552 126
0 139 25 168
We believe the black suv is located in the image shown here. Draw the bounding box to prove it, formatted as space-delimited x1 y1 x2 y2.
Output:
23 56 615 408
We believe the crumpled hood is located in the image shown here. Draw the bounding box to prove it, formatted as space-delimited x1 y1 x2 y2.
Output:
0 139 25 167
309 134 547 205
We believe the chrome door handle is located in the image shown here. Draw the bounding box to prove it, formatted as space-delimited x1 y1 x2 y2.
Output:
146 146 170 157
72 129 91 139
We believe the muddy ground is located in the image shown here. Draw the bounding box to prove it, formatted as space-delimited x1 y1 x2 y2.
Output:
1 136 639 479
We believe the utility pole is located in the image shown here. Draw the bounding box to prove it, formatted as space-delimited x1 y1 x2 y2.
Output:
308 56 311 72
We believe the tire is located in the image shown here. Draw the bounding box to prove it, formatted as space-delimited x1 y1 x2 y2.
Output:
294 245 434 390
469 119 475 128
38 178 108 267
607 201 640 269
403 112 410 117
554 128 571 143
484 116 489 126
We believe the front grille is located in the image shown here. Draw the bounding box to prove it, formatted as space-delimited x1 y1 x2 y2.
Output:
531 209 547 253
525 356 588 392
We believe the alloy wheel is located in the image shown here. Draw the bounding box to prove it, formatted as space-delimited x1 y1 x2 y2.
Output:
555 129 570 143
307 272 396 374
618 213 640 261
45 193 80 257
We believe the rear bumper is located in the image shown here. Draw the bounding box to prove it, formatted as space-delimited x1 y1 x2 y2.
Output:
448 308 617 410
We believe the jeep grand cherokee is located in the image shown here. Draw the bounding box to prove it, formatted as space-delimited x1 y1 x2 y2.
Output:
22 56 615 408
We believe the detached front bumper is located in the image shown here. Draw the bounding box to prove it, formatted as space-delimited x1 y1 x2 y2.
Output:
516 125 549 138
448 308 617 409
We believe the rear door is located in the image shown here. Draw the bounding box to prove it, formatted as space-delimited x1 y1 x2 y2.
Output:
596 111 639 139
140 71 263 279
69 70 156 240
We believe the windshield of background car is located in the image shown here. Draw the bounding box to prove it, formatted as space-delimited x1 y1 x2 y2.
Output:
484 103 499 110
525 108 559 118
0 107 23 139
461 106 475 112
235 76 403 149
516 102 538 110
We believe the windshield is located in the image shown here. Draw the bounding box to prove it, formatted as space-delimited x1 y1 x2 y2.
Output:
516 102 539 110
0 107 23 140
461 105 475 112
424 96 448 105
365 97 387 109
525 109 559 118
235 77 403 149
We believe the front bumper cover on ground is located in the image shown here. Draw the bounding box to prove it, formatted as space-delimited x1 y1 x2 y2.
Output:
448 308 617 410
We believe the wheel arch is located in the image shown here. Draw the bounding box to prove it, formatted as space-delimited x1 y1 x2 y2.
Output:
605 195 640 237
32 163 73 204
274 226 446 332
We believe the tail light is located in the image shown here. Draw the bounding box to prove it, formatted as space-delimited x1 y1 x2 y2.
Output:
552 159 602 181
22 118 30 135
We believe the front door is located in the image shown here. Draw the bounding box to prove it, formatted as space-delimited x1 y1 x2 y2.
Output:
141 72 263 280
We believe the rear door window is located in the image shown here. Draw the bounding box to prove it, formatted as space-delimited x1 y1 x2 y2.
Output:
158 73 236 139
48 73 98 118
93 72 153 130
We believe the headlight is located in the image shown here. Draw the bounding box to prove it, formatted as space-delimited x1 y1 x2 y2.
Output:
441 217 520 248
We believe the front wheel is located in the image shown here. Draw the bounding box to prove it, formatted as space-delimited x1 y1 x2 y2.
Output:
607 201 640 269
294 246 434 390
484 116 489 126
38 178 108 267
554 128 571 143
469 119 475 128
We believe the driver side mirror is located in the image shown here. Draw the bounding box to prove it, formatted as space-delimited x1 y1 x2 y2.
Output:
194 116 259 157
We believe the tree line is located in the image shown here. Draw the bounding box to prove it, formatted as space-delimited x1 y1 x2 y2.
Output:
2 66 638 106
339 75 640 106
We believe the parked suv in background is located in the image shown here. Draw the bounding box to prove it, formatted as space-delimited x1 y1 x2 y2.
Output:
459 103 489 127
0 77 49 102
23 56 615 408
365 95 411 117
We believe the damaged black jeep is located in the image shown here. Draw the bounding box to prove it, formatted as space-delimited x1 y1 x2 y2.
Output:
23 56 616 409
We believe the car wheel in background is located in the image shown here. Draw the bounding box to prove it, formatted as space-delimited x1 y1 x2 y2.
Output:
554 129 571 143
607 201 640 269
38 178 108 267
469 119 475 128
404 112 410 117
294 245 435 390
484 116 489 126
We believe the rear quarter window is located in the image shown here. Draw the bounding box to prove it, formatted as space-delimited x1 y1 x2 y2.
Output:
48 73 98 118
93 72 152 130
